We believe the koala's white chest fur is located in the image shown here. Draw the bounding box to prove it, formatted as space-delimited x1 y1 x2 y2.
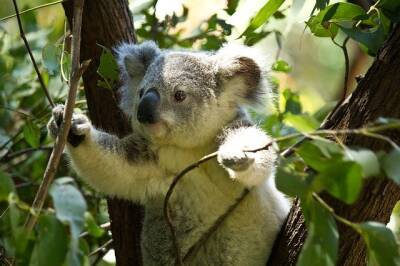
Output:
139 144 289 265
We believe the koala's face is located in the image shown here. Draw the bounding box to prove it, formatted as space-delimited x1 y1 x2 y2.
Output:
116 42 269 148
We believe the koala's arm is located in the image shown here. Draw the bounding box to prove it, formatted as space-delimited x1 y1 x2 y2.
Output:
48 105 163 203
217 125 276 187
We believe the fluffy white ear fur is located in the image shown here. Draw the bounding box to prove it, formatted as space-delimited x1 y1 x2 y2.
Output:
115 41 160 80
213 44 273 108
114 41 160 117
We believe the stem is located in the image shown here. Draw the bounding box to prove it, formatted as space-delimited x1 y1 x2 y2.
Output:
24 0 85 233
11 0 55 108
1 0 66 22
163 151 218 265
312 193 355 228
332 37 350 102
0 146 53 162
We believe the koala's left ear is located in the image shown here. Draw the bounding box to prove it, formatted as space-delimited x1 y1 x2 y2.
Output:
115 41 160 80
214 44 270 106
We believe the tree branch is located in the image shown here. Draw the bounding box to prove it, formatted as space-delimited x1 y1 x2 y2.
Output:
24 0 85 233
11 0 55 107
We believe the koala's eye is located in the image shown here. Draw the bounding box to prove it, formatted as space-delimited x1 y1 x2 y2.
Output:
174 90 186 102
139 88 145 98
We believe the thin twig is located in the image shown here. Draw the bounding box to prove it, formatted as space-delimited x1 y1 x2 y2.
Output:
60 20 70 84
0 146 53 162
163 151 218 265
0 106 34 118
183 189 250 262
312 193 355 228
89 239 113 257
0 130 23 152
11 0 55 107
332 37 350 102
24 0 85 233
1 0 66 22
90 239 113 266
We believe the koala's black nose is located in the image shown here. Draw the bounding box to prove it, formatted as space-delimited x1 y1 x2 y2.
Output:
137 88 160 124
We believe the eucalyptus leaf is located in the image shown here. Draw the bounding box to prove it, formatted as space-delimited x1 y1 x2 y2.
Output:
30 215 68 266
84 212 105 238
345 148 380 177
355 222 400 266
297 139 343 172
240 0 285 37
284 113 319 133
307 2 366 38
276 159 310 197
381 149 400 185
42 43 60 75
50 180 87 265
272 60 292 73
97 45 119 90
283 89 302 114
298 198 338 266
0 170 15 201
226 0 240 15
316 161 363 204
23 120 40 148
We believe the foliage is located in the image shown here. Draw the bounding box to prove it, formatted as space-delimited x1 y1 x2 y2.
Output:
0 0 400 265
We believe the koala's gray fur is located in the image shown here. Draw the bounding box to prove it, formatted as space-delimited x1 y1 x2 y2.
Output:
48 41 290 265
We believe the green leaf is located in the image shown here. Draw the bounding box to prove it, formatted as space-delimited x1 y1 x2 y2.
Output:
50 180 87 265
97 45 119 90
283 89 302 114
23 120 41 148
355 222 400 266
240 0 285 37
276 159 310 197
0 170 15 201
339 22 386 56
378 0 400 22
284 113 319 133
297 139 343 172
30 215 68 266
381 149 400 184
345 148 380 177
50 180 87 239
243 30 270 46
226 0 240 15
84 212 104 238
42 43 60 75
272 60 292 73
307 2 366 38
316 161 363 204
315 0 329 10
298 198 338 266
321 3 366 23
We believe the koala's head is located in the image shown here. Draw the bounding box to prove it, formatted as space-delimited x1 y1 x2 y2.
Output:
116 41 271 148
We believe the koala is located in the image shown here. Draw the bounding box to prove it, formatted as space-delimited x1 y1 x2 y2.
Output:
48 41 290 265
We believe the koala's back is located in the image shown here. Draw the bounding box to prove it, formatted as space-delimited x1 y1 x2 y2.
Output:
140 146 290 265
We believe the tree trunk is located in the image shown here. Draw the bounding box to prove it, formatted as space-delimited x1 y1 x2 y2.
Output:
63 1 143 265
268 25 400 265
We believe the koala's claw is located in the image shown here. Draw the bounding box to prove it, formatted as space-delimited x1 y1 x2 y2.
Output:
218 150 255 172
47 104 91 147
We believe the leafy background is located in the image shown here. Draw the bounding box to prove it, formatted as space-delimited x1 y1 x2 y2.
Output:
0 0 400 265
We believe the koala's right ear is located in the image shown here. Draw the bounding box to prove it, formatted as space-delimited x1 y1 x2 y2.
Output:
115 41 160 80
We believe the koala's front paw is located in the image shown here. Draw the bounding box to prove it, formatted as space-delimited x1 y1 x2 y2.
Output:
217 146 255 172
47 104 91 147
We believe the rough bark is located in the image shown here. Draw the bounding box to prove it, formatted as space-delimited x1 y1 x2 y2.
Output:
63 1 143 265
268 25 400 265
